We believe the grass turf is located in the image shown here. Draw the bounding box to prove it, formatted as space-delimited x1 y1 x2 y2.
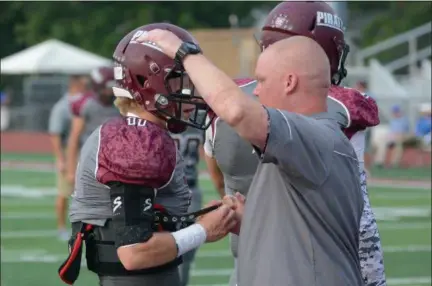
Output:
1 156 431 286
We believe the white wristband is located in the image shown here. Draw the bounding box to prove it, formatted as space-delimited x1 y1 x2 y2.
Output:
172 223 207 257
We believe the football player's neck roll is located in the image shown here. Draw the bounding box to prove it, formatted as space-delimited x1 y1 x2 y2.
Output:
114 96 167 129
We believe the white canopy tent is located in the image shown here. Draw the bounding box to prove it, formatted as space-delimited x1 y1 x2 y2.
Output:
1 39 112 75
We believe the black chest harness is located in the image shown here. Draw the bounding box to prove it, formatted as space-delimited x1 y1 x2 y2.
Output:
58 201 217 285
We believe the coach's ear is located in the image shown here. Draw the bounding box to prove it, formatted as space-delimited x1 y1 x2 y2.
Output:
284 72 298 95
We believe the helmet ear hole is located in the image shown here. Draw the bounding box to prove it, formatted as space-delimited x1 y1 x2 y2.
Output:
136 75 146 87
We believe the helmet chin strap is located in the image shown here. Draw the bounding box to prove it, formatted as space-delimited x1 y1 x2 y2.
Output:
166 118 187 134
333 43 350 86
149 108 187 134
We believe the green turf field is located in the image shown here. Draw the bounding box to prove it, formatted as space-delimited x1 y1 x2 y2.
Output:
1 156 431 286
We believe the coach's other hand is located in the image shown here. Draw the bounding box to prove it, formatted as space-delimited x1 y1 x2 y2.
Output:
136 29 182 59
198 204 237 243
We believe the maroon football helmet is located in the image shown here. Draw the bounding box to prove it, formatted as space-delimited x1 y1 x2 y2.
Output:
91 66 115 90
90 66 116 105
259 1 350 85
112 23 212 133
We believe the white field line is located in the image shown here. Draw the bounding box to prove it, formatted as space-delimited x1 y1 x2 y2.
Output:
1 213 55 219
0 245 430 262
1 161 431 189
0 184 430 202
386 277 432 285
372 193 431 200
1 218 430 232
0 181 430 201
0 247 431 286
1 221 430 239
0 249 430 285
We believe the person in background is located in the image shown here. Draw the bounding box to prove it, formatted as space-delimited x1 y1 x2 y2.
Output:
374 105 410 168
416 103 432 149
1 89 11 131
355 81 375 170
48 75 88 241
66 67 120 185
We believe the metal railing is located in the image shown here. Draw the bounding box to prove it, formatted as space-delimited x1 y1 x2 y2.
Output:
385 46 432 72
355 22 432 66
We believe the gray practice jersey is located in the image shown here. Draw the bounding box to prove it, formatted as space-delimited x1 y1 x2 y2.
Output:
69 115 191 285
238 108 363 286
170 126 204 188
204 79 259 263
71 94 120 146
48 95 73 148
204 79 259 198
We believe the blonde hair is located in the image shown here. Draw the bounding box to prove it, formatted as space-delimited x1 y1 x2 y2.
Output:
114 97 142 116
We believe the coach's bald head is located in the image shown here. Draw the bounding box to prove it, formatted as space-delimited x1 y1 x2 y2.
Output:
253 36 330 114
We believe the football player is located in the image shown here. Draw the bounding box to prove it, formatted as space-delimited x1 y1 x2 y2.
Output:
66 66 120 184
58 23 236 286
204 2 386 286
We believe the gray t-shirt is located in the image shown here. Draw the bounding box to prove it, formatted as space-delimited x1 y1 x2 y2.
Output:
48 95 72 148
237 108 363 286
170 126 204 188
73 96 120 146
80 98 120 146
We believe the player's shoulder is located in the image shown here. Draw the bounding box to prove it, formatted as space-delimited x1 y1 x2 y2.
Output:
97 117 177 187
329 85 380 130
328 85 374 105
70 91 95 116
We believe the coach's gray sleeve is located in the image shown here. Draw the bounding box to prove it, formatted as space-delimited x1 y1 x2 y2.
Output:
48 102 64 135
258 107 333 187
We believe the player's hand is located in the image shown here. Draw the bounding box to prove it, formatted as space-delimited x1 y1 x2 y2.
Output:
198 204 238 243
56 158 66 173
66 170 75 185
136 29 183 59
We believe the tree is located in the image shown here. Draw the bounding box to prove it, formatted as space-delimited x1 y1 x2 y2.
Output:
357 2 431 66
3 2 270 58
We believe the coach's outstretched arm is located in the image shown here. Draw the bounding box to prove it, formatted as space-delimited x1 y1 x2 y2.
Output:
138 31 332 183
137 31 268 150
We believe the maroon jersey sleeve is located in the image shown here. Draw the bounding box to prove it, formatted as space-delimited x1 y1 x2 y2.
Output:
329 86 380 139
96 117 176 188
70 92 94 117
234 77 255 87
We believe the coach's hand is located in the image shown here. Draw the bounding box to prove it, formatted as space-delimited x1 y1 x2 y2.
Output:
136 29 182 59
222 193 246 235
198 203 238 243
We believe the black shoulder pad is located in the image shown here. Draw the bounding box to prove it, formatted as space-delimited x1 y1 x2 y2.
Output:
109 182 156 248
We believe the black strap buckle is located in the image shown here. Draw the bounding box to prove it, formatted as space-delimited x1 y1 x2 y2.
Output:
154 204 219 231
